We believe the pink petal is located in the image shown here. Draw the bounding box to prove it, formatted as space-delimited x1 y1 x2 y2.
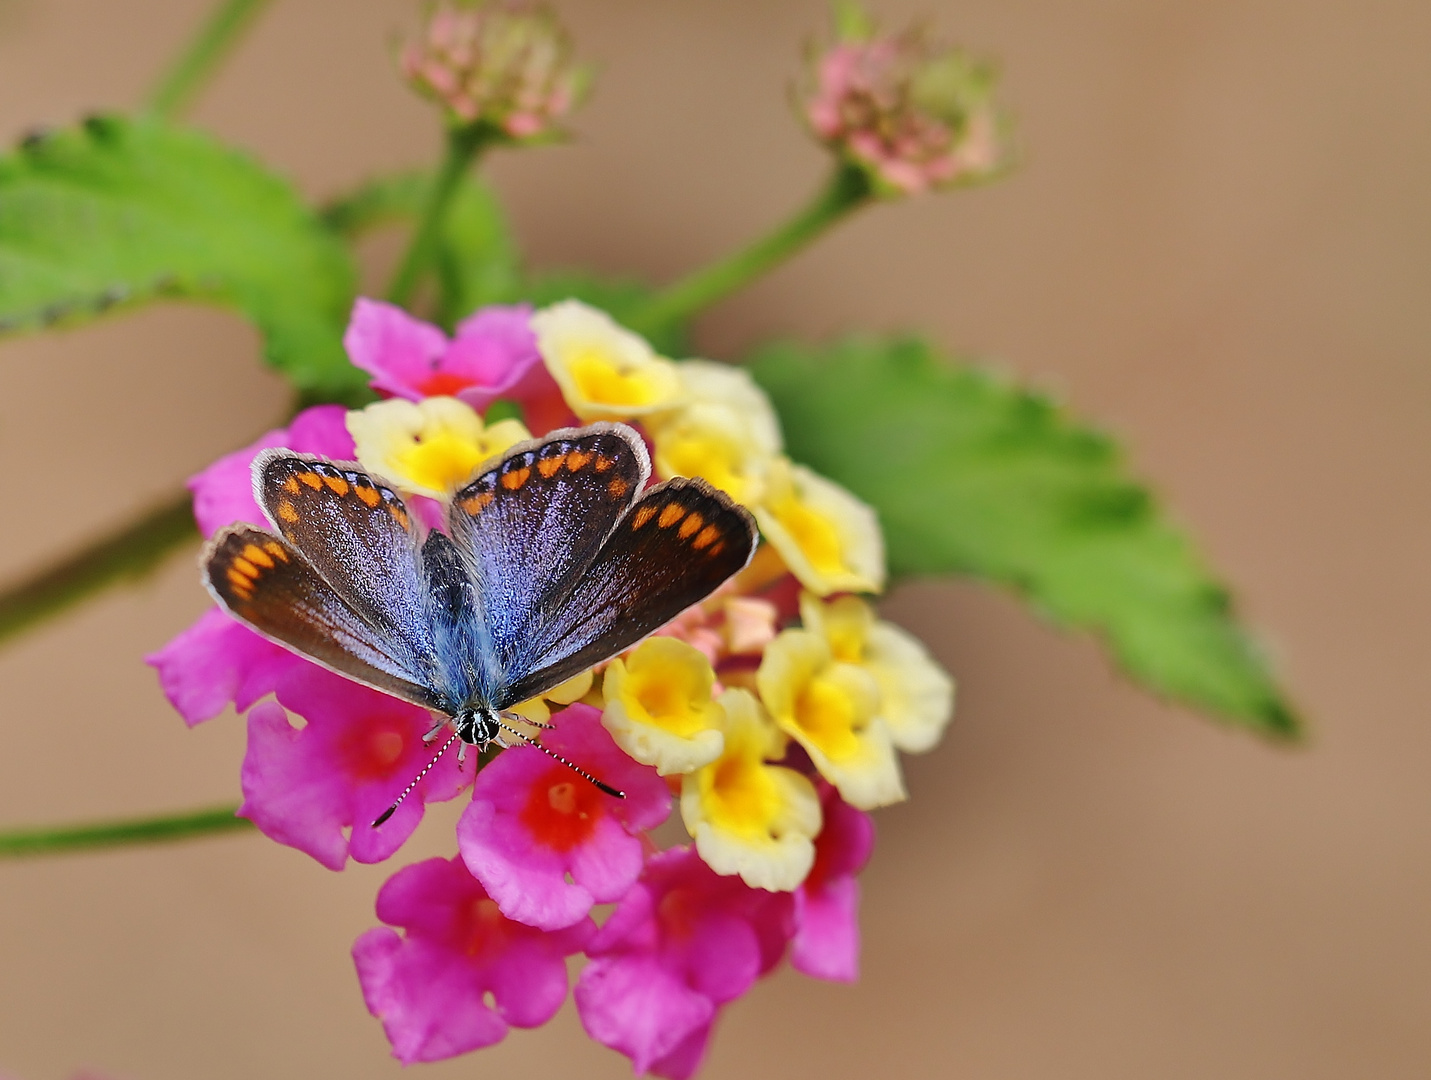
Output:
791 875 861 982
443 303 542 406
146 608 306 726
457 705 669 930
343 298 449 401
649 1020 715 1080
576 955 714 1075
239 668 467 869
357 857 591 1063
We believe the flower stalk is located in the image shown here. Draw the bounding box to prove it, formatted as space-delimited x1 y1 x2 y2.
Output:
629 161 873 338
0 803 249 858
385 124 490 309
145 0 274 120
0 491 197 647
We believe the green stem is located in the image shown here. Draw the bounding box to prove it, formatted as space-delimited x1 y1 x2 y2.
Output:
146 0 274 120
630 161 874 337
0 491 198 648
386 126 489 308
0 804 250 858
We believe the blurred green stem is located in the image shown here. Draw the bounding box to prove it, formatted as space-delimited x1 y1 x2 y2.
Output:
0 492 198 648
630 161 873 337
146 0 274 119
0 805 250 858
386 125 489 308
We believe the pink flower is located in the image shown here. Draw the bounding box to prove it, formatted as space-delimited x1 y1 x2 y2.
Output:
147 404 355 725
239 667 468 870
457 704 670 930
791 784 875 982
804 20 1003 195
574 846 794 1079
344 298 571 432
354 856 592 1064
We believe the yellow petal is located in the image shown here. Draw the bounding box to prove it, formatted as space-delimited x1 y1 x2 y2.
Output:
755 460 886 596
532 300 682 420
347 397 529 500
756 628 905 809
681 688 821 892
601 637 724 775
800 591 955 754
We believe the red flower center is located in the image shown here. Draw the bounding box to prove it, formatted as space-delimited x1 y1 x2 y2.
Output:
418 371 478 397
460 896 509 959
343 719 410 780
518 765 603 852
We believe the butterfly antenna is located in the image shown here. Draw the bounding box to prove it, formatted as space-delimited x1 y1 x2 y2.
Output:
496 720 625 799
372 730 460 828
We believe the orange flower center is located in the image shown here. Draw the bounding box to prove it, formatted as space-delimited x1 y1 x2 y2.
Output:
418 370 477 397
344 719 410 780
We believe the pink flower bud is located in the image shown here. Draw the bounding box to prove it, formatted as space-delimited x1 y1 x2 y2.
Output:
802 8 1005 195
400 1 587 140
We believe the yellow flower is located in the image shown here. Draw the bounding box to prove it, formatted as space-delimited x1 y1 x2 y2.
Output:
507 668 595 727
601 637 724 775
754 459 886 596
649 360 783 505
756 627 905 809
681 688 822 892
347 396 529 500
531 300 682 420
800 592 954 753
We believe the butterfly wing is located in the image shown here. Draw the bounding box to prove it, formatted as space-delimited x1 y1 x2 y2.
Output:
253 452 438 669
495 476 758 708
446 423 650 692
203 525 447 711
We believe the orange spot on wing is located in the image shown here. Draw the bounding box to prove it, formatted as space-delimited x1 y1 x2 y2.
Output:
692 524 722 550
242 544 274 569
276 501 300 524
226 567 251 589
263 540 289 562
282 476 301 495
678 512 705 539
501 466 531 490
658 503 685 529
297 471 322 490
632 505 657 530
460 491 494 515
566 449 593 471
537 453 566 478
230 557 258 578
608 477 629 498
708 541 727 557
593 454 615 473
390 506 410 529
324 475 349 496
355 482 382 507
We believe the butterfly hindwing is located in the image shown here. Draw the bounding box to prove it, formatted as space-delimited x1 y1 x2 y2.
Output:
448 424 649 682
496 476 758 707
254 452 436 663
203 525 446 711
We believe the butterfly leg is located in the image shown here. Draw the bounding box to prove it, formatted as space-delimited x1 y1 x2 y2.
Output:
501 710 555 730
456 741 469 769
422 718 448 745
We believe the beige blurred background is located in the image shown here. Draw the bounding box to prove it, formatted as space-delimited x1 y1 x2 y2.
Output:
0 0 1427 1077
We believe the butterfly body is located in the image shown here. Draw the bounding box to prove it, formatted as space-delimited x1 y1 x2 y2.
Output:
202 422 757 761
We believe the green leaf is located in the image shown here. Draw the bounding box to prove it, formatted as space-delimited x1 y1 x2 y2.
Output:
523 270 688 356
748 336 1299 737
0 115 360 396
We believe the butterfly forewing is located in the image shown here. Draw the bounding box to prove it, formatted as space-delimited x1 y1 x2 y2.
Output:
255 452 436 664
496 476 758 708
204 526 446 711
448 425 649 683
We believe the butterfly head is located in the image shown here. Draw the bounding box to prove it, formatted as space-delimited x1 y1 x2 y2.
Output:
455 705 501 748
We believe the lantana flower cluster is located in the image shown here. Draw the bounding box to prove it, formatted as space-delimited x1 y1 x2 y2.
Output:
149 296 954 1077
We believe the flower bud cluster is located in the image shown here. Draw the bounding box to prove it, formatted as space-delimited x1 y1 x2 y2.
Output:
400 0 586 139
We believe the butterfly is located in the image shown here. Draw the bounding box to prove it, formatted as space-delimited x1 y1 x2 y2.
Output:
202 421 757 823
